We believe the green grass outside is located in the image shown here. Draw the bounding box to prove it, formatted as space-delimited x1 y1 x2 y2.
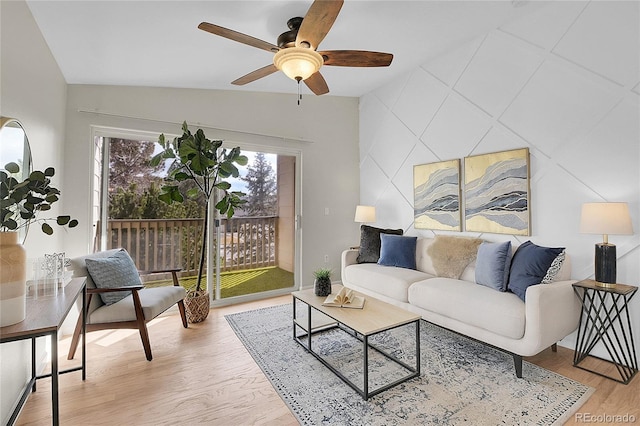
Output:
145 266 294 299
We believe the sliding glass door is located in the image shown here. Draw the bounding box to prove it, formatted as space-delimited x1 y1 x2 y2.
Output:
91 127 300 304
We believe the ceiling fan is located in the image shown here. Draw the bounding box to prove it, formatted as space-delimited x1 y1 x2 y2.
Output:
198 0 393 96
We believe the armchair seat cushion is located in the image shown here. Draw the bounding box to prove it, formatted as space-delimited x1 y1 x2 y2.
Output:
89 285 186 324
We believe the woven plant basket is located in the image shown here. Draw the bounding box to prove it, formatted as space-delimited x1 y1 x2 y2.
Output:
184 290 210 323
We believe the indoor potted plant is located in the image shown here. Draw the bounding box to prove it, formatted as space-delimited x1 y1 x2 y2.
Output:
0 162 78 326
313 268 332 297
151 122 247 323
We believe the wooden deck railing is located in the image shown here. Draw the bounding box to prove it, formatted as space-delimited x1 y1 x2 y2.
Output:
99 217 277 276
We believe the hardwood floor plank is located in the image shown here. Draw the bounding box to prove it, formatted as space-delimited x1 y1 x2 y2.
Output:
14 295 638 425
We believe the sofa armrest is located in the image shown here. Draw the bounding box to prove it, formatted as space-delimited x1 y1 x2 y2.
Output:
523 280 581 352
341 249 359 283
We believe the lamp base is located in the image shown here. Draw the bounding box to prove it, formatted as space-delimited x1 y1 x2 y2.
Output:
594 243 616 285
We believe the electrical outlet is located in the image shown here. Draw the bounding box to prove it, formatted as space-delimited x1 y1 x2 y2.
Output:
324 255 329 263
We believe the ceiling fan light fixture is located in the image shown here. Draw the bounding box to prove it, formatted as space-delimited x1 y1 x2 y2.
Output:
273 47 323 81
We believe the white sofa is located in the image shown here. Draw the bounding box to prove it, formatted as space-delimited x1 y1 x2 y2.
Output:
341 236 582 377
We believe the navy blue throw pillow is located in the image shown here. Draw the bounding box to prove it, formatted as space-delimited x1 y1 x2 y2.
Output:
507 241 565 301
378 234 417 270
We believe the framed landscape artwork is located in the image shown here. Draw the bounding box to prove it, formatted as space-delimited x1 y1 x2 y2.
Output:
414 159 461 231
464 148 530 235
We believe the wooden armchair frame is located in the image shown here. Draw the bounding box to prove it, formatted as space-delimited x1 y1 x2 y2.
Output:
68 268 188 361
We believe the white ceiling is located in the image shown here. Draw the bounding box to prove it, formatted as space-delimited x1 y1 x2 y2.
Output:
26 1 547 98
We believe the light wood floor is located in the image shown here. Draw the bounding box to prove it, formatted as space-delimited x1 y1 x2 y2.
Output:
14 294 639 425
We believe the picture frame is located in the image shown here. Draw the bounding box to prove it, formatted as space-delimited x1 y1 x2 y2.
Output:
414 159 461 231
464 148 530 235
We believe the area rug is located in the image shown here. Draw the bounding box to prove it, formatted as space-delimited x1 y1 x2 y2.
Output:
225 304 594 425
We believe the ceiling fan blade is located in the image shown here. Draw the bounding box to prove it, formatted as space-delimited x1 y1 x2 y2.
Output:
231 64 279 86
320 50 393 67
198 22 279 53
304 72 330 95
296 0 344 50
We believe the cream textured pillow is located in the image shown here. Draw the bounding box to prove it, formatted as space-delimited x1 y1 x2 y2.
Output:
427 235 483 279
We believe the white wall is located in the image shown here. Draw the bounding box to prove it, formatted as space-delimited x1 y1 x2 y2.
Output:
358 0 639 357
63 84 360 284
0 1 69 422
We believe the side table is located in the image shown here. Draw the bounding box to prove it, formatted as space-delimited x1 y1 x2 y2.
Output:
0 277 87 425
572 279 637 384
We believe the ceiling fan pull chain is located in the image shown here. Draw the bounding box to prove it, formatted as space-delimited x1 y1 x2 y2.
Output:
297 78 302 105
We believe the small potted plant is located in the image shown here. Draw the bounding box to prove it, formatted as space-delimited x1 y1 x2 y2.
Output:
313 268 332 297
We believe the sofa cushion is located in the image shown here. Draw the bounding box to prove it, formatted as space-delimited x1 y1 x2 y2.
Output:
507 241 565 301
408 278 526 340
356 225 403 264
378 234 417 270
475 241 512 291
85 249 142 305
427 235 483 279
344 263 432 303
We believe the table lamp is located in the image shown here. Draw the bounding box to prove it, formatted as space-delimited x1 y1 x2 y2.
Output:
355 205 376 224
579 202 633 287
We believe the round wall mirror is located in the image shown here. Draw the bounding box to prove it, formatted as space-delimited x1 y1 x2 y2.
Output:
1 117 33 241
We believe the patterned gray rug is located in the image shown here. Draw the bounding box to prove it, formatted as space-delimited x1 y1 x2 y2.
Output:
225 303 594 425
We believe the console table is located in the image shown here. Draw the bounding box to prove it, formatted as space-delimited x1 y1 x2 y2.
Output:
572 279 637 384
0 277 86 425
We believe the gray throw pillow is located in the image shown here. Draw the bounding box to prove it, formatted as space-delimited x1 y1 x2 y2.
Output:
85 249 142 305
475 241 512 291
356 225 403 263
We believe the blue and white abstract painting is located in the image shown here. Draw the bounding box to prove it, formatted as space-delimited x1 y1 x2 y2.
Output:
414 159 461 231
464 148 530 235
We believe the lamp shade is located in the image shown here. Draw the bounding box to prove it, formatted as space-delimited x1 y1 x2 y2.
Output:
579 202 634 236
273 47 323 81
354 205 376 223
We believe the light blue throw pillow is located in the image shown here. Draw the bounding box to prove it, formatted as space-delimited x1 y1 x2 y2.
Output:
85 249 142 305
378 234 417 270
475 241 512 292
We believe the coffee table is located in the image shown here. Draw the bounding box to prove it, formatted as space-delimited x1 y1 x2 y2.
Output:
292 285 421 400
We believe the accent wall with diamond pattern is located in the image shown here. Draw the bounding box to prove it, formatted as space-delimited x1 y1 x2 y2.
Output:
358 1 639 357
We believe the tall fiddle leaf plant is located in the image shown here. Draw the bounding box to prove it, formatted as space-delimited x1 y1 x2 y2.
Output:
0 163 78 235
150 122 247 293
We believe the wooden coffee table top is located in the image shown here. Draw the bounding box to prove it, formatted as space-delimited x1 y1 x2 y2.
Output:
292 285 420 336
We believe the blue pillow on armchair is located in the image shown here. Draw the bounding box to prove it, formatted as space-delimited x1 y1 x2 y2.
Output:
378 234 417 270
85 249 142 305
507 241 565 301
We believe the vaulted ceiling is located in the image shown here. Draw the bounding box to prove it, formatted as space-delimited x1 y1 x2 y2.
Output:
26 1 546 97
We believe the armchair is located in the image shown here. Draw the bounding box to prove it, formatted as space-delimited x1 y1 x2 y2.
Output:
67 249 188 361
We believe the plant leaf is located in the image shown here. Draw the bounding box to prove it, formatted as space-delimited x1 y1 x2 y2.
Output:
29 171 46 181
4 162 20 174
42 223 53 235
